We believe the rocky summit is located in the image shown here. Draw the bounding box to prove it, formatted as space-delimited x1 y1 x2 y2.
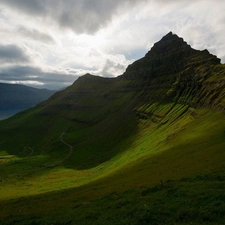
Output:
123 32 225 109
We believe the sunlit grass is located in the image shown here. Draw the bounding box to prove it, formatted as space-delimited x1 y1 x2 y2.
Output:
0 88 225 224
1 105 225 203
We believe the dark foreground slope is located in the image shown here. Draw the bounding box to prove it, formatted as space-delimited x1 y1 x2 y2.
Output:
0 32 225 224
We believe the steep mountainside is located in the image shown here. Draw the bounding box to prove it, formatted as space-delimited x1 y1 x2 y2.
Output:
39 32 225 121
0 31 225 173
0 83 56 109
122 32 225 110
0 32 225 224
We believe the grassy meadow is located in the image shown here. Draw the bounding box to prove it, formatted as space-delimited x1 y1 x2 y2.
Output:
0 100 225 224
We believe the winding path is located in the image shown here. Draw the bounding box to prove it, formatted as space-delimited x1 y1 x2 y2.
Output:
16 147 27 157
45 132 73 168
1 132 73 176
2 146 34 167
23 147 34 159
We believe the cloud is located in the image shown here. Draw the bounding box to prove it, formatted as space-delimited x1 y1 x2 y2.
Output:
0 0 45 16
0 44 30 63
0 65 79 90
0 0 224 91
100 59 127 77
0 0 149 34
17 27 54 44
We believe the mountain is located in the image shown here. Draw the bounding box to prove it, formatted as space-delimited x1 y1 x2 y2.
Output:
123 31 224 110
0 83 56 110
39 32 224 120
0 32 225 224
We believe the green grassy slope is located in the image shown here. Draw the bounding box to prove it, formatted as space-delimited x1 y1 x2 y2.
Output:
0 32 225 223
1 170 225 225
0 106 225 224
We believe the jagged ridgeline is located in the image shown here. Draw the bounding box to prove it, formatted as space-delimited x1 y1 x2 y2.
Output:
123 32 225 109
0 32 225 200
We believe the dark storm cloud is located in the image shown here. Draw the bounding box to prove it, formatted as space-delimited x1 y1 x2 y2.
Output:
0 0 149 34
18 27 54 44
1 0 45 16
0 65 41 80
0 65 79 89
0 44 30 63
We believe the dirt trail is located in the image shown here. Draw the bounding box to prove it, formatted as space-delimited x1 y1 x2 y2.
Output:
2 132 73 176
45 132 73 168
16 147 27 157
1 146 34 167
23 147 34 159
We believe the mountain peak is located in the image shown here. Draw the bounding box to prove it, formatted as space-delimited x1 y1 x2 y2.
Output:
125 32 220 79
76 73 103 83
158 31 186 43
145 32 190 58
160 31 177 41
161 31 180 40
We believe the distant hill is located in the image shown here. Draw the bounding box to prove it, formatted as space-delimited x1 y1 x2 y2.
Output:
0 83 56 110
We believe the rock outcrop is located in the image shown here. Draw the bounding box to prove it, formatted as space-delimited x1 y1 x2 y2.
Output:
120 32 225 110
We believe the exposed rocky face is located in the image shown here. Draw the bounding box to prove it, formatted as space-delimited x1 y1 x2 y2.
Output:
124 32 220 79
121 32 225 110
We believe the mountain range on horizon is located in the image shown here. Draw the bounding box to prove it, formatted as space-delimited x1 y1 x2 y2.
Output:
0 32 225 224
0 83 56 119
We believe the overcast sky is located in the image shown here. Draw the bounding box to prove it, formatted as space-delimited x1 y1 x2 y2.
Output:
0 0 224 90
